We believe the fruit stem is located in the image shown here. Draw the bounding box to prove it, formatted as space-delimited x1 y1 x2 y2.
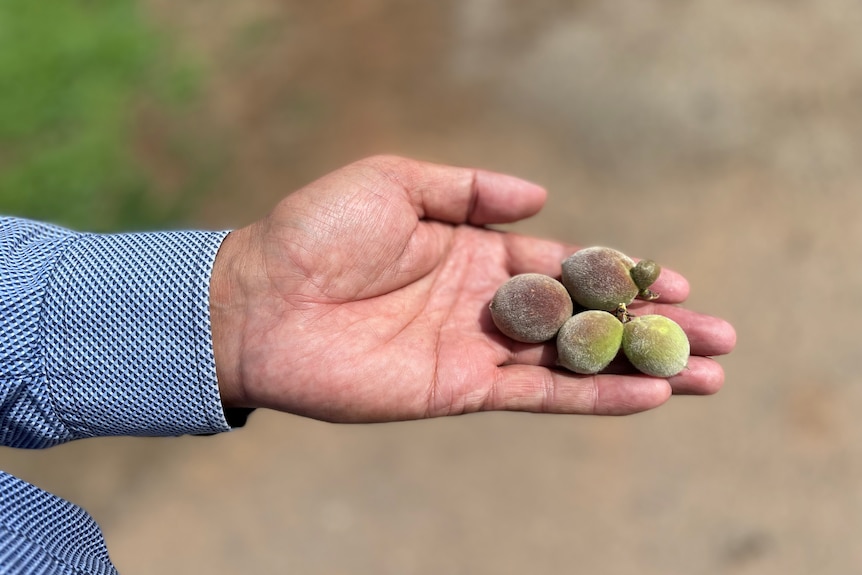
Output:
638 288 660 301
614 303 634 323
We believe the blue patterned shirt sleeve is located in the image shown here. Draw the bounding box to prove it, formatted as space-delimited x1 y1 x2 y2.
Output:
0 471 117 575
0 216 232 446
1 216 234 574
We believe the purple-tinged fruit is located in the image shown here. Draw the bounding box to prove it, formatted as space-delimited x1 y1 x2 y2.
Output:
490 274 573 343
561 247 639 311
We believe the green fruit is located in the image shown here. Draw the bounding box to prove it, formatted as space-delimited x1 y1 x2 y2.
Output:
622 315 689 377
561 246 639 311
490 274 573 343
630 260 661 292
556 310 623 374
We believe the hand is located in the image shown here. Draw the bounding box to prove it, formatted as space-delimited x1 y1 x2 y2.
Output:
209 155 736 422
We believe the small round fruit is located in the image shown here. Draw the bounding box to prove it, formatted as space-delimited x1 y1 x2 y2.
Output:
489 274 573 343
622 315 689 377
561 246 639 311
556 310 623 374
630 259 661 292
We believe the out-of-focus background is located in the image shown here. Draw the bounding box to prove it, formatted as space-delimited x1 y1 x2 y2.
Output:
3 1 862 573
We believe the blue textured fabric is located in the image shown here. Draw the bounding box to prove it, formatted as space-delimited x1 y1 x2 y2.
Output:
0 472 115 575
0 216 233 574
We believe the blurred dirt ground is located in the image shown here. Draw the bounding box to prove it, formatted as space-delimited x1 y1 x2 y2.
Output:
5 1 862 573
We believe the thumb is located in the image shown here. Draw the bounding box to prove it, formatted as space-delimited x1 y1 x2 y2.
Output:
357 155 548 226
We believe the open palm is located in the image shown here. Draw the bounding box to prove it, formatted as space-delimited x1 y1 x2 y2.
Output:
211 156 735 422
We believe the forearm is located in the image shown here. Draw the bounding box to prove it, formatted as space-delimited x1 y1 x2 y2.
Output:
0 216 234 448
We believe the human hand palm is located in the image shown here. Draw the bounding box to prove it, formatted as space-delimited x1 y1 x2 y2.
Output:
211 156 735 422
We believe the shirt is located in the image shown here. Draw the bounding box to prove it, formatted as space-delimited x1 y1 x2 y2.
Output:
0 216 238 574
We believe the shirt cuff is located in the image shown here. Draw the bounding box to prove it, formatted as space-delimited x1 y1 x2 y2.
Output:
42 229 235 438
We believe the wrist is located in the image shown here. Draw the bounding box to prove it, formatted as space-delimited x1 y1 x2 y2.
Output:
210 227 253 410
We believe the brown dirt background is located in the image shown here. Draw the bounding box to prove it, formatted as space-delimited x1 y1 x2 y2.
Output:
5 1 862 573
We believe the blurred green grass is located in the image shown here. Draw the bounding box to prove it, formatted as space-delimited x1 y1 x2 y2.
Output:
0 0 202 231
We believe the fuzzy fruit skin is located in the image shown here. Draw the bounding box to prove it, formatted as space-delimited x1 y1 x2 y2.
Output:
561 247 639 312
556 310 624 374
630 259 661 292
489 274 573 343
622 315 690 377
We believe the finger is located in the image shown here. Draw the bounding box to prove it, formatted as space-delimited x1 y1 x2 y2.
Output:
504 340 559 367
600 354 725 395
646 267 689 304
468 170 548 225
502 233 691 304
503 234 578 278
504 333 730 390
504 308 734 367
358 155 548 226
667 356 725 395
480 364 672 416
627 303 737 357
